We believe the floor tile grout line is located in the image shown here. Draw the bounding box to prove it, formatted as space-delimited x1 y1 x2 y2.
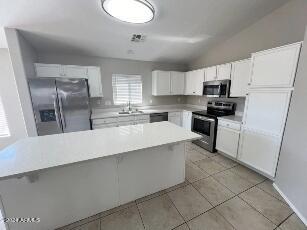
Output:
135 201 146 230
255 183 289 205
275 212 294 228
165 193 189 229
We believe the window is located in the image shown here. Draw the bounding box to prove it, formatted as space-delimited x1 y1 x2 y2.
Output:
0 97 10 137
112 74 142 105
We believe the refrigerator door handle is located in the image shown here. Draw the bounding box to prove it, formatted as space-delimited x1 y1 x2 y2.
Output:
53 97 62 130
58 97 66 129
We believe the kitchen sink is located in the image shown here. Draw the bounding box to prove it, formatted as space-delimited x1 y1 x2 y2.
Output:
118 110 144 114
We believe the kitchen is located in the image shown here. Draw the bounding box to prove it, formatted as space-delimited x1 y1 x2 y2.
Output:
0 0 307 230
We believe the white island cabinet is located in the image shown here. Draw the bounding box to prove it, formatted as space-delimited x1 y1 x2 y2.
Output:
0 122 200 230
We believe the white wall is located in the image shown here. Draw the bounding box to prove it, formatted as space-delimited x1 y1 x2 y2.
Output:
190 0 307 68
37 52 188 109
0 49 28 149
4 28 37 137
274 27 307 225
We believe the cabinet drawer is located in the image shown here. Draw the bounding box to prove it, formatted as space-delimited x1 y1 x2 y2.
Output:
118 121 135 127
218 120 241 131
135 119 149 124
135 114 150 121
93 123 117 129
118 116 135 122
92 117 118 125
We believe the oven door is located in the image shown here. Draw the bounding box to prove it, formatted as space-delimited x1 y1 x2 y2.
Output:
191 114 216 152
203 80 230 98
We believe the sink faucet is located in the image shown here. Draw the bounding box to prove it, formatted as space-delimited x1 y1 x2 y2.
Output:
127 100 132 112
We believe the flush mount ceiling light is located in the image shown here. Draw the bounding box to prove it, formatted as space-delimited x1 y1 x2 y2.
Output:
102 0 154 24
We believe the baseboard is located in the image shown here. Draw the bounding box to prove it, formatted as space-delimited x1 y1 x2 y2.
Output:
273 183 307 226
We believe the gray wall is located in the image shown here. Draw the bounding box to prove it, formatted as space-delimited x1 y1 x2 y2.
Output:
0 49 28 149
5 28 38 136
190 0 307 68
275 27 307 224
37 53 188 109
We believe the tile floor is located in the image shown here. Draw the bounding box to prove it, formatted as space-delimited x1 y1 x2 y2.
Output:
58 143 306 230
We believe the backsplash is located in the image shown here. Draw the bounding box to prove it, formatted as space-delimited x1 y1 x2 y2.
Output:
90 96 187 109
186 96 246 113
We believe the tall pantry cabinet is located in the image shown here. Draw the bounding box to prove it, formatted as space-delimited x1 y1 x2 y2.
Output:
238 43 302 178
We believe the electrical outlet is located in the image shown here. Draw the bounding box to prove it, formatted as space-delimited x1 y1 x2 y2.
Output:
149 99 153 104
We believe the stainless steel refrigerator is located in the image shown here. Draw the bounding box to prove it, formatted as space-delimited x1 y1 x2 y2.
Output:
28 78 91 136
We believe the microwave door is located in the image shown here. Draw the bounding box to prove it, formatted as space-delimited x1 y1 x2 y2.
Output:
28 78 63 136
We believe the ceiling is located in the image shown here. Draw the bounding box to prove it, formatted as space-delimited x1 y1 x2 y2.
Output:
0 0 290 64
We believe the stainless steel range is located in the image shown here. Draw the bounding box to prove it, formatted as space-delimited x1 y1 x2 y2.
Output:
192 101 236 152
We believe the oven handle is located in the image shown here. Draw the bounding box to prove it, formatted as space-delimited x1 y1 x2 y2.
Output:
192 115 215 122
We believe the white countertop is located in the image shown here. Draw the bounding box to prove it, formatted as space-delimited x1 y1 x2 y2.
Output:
218 115 243 124
0 122 201 180
91 105 202 119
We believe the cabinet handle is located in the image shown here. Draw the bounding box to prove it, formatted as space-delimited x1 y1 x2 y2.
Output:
248 83 251 86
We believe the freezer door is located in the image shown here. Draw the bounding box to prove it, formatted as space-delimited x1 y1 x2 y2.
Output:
28 78 63 135
56 78 91 133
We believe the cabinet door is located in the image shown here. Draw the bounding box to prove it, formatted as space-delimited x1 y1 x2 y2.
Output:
217 63 231 80
194 69 205 95
64 65 88 78
250 43 301 88
152 71 171 95
170 72 185 95
238 128 281 177
88 67 103 97
216 126 240 158
168 112 182 126
182 111 192 130
230 59 250 97
184 71 194 95
205 66 217 81
35 63 63 78
243 89 292 136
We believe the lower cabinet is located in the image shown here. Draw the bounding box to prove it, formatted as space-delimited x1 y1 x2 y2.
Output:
216 125 240 158
238 128 281 177
168 112 182 126
92 115 150 129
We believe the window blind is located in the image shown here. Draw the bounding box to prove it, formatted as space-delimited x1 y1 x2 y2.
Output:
112 74 142 105
0 97 10 137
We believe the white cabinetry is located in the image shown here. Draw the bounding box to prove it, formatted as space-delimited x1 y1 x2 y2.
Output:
230 59 251 97
152 71 185 96
92 114 150 130
184 69 205 95
182 111 192 131
250 43 301 88
217 63 232 80
170 71 185 95
35 63 103 98
35 63 63 78
87 67 103 97
168 112 182 126
238 88 293 177
152 71 171 95
64 65 88 78
216 119 241 158
205 66 217 81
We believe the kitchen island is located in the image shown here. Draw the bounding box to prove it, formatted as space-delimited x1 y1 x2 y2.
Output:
0 122 200 230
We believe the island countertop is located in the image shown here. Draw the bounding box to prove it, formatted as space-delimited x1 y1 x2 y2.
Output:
0 121 200 180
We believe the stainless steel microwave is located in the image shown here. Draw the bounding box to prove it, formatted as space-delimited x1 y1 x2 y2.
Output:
203 80 231 98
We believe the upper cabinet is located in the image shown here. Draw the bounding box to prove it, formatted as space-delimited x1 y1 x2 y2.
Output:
217 63 232 80
185 69 205 96
170 71 185 95
34 63 63 78
35 63 103 97
230 59 251 97
87 67 103 97
250 42 302 88
152 70 185 96
204 66 217 81
152 71 171 96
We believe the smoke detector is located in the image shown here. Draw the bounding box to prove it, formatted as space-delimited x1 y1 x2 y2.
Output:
131 34 146 42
